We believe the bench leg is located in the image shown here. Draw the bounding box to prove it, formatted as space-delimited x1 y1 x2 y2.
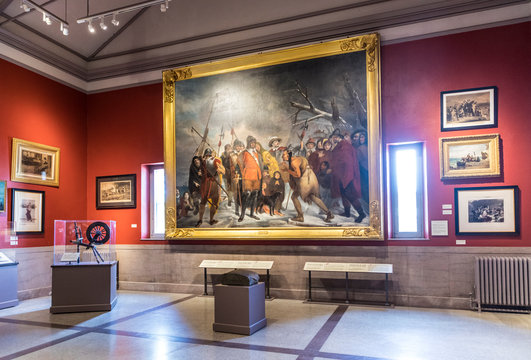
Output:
266 269 271 299
203 268 208 295
308 271 312 301
345 272 349 303
385 273 389 306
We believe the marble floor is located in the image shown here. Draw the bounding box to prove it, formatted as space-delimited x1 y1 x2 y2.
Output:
0 291 530 360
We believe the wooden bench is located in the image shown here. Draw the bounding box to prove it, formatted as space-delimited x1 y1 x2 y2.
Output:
199 260 274 299
303 262 393 305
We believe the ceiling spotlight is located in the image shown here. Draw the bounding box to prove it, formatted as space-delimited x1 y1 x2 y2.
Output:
61 23 69 36
111 14 119 26
88 19 95 33
42 12 51 25
160 0 169 12
20 2 30 12
99 18 107 30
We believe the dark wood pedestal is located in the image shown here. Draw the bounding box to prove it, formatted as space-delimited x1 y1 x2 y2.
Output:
50 261 117 314
213 282 266 335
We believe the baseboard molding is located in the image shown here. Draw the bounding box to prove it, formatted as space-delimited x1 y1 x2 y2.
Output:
18 286 51 300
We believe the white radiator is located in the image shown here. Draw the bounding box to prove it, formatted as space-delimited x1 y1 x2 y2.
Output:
475 257 531 313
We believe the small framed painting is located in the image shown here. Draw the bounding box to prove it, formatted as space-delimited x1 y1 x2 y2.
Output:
455 186 519 235
96 174 136 209
11 138 60 187
0 180 6 212
11 188 45 234
441 86 497 131
439 134 500 180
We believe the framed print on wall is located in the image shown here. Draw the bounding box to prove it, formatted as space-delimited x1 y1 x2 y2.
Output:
96 174 136 209
441 86 497 131
11 188 45 234
455 186 519 235
0 180 6 212
11 138 60 187
163 33 383 240
440 134 500 180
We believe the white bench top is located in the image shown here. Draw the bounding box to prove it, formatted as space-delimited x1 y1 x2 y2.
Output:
303 262 393 273
199 260 274 270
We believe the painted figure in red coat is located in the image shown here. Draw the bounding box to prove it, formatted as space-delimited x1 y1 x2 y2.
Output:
330 132 366 222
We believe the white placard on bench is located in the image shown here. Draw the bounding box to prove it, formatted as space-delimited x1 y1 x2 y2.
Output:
199 260 274 270
304 262 392 274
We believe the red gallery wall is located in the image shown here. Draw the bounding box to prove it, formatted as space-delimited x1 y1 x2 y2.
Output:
85 22 530 247
0 59 87 247
3 22 528 248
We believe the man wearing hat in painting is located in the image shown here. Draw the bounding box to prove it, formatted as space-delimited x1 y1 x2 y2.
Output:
238 135 263 222
268 136 286 164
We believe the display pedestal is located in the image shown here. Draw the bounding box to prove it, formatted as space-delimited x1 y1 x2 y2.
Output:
0 262 19 309
50 261 117 314
213 282 266 335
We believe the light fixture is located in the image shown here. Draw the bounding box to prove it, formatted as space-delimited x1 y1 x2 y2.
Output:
20 0 69 35
88 19 95 33
111 13 119 26
99 18 107 30
77 0 171 32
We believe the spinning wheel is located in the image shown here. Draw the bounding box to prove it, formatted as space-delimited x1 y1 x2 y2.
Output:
86 221 110 245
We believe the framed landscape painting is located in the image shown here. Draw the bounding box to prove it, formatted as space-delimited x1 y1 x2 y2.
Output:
440 134 500 180
11 138 60 187
441 86 497 131
163 33 383 240
11 188 45 234
455 186 519 235
96 174 136 209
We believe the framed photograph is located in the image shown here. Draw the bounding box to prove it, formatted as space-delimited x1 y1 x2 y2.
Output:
441 86 497 131
96 174 136 209
163 33 383 240
455 186 519 235
0 180 6 212
11 189 45 234
440 134 500 180
11 138 60 187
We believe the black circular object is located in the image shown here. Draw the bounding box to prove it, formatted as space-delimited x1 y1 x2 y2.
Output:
86 221 111 245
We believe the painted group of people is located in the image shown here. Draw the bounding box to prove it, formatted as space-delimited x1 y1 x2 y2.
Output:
182 128 369 227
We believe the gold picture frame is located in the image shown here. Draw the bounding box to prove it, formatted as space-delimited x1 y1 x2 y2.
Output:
163 34 383 240
440 134 500 180
11 138 60 187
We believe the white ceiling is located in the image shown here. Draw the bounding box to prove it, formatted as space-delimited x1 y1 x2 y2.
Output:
0 0 529 93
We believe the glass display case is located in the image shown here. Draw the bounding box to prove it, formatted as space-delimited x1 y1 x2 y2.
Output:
0 221 17 265
53 220 116 265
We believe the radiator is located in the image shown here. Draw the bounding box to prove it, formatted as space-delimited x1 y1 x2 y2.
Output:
475 257 531 313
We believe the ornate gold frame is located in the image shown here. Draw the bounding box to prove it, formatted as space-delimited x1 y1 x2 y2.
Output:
163 34 383 240
440 134 500 180
11 138 60 187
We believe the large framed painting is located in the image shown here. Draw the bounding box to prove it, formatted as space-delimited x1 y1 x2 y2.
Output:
441 86 497 131
11 138 60 187
163 34 383 240
439 134 500 180
11 188 45 234
96 174 136 209
455 186 519 235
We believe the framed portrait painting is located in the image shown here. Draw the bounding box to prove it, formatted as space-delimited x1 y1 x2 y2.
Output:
0 180 6 212
440 134 500 180
163 33 383 240
11 188 45 234
11 138 60 187
441 86 497 131
455 186 519 235
96 174 136 209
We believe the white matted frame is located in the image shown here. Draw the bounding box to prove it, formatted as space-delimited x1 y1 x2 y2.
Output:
11 188 45 234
